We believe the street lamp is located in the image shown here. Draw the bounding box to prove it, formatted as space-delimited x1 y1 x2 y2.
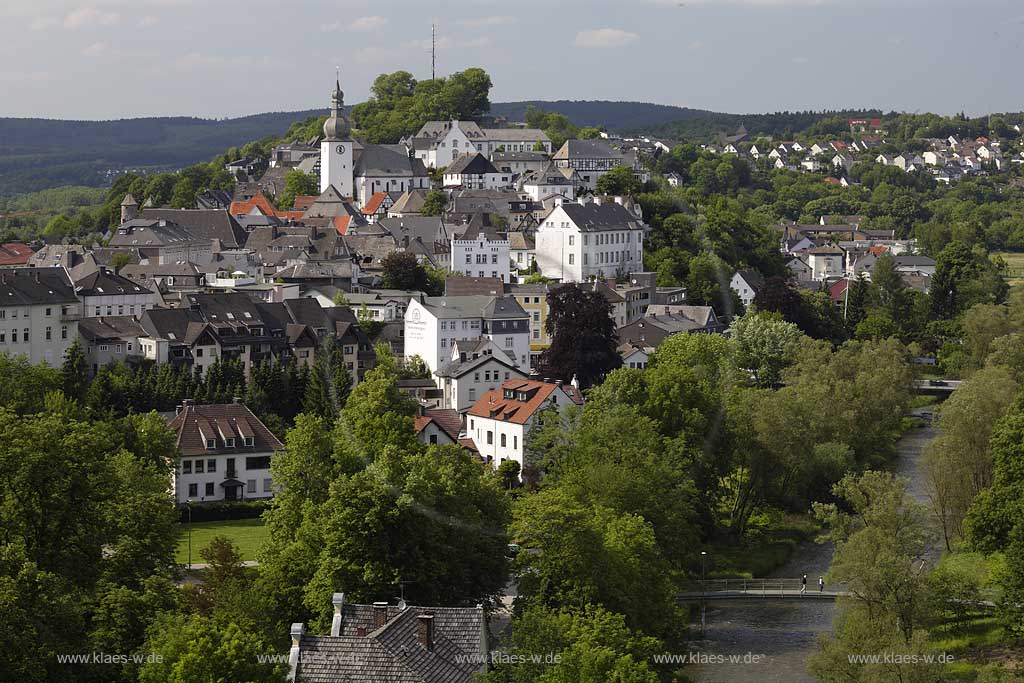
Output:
700 551 707 638
186 500 193 569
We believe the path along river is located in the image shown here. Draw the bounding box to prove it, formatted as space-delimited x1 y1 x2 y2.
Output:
685 411 937 682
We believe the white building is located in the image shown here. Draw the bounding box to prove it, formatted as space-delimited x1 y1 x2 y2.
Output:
0 267 80 366
466 378 583 471
76 267 157 318
807 245 845 281
409 120 552 168
167 400 284 504
451 220 511 282
434 338 527 411
521 165 576 202
729 269 764 309
534 199 646 283
443 153 510 190
404 295 530 374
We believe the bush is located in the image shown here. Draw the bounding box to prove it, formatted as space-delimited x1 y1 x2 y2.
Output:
180 500 271 523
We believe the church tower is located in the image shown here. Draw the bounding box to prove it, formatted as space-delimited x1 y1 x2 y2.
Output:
320 78 353 198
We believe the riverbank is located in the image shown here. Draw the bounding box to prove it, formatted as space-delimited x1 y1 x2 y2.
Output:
706 512 820 580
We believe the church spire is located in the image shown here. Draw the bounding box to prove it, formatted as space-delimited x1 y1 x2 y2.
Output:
323 72 349 140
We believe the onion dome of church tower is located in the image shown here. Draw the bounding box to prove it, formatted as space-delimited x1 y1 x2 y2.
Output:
323 79 350 140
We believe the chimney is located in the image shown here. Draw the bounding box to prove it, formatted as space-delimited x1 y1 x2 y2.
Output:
330 593 345 637
372 602 388 629
271 225 279 240
287 623 305 682
416 614 435 651
310 225 318 241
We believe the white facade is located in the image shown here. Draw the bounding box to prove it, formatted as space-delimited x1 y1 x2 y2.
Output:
82 291 157 318
404 296 530 374
320 139 354 198
535 202 645 283
808 250 844 281
355 173 429 207
451 235 511 282
443 168 510 190
175 451 275 504
730 272 758 308
0 301 78 366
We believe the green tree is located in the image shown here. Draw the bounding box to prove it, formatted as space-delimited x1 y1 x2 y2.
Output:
381 251 429 291
61 337 89 402
594 165 641 196
728 312 804 387
420 189 448 216
276 169 318 210
537 284 621 388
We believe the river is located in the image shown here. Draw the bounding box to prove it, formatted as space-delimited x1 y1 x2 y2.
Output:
685 412 938 682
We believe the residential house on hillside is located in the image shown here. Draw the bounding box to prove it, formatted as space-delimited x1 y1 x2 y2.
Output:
618 305 725 348
535 199 646 283
435 338 527 412
552 139 645 191
414 407 464 446
730 269 764 308
78 315 147 375
75 268 157 318
466 378 584 471
404 295 530 373
443 153 510 190
450 216 511 283
0 267 80 366
168 400 284 504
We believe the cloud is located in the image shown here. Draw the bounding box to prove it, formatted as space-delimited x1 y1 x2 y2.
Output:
403 35 451 51
63 7 121 29
138 15 160 27
350 15 388 31
0 70 54 84
81 41 109 57
173 52 282 70
574 28 639 48
30 16 58 30
456 15 515 28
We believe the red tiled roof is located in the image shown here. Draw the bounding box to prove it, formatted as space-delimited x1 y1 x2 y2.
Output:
229 192 278 217
292 195 319 211
333 215 351 235
823 177 841 185
466 379 583 425
0 243 33 266
414 408 463 442
361 192 388 215
868 245 889 257
280 210 305 221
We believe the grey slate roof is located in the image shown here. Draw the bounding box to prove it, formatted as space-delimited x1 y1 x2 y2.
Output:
552 139 625 160
142 208 247 248
356 144 429 178
296 602 485 683
417 295 526 320
559 202 644 232
0 267 78 306
78 315 147 342
75 268 152 296
445 153 498 176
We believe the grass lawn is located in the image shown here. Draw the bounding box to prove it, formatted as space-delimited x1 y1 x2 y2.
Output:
995 252 1024 289
175 518 269 564
707 512 820 579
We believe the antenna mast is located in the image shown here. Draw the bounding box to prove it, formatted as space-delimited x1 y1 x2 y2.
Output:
431 23 436 80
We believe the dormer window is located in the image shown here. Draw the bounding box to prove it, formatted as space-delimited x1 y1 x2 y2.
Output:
225 437 235 448
205 438 216 449
244 436 254 447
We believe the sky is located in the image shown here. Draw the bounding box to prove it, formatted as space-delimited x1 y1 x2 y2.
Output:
1 0 1023 121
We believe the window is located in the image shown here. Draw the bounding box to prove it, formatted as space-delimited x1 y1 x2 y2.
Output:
188 483 198 497
474 371 480 381
196 348 203 358
61 325 67 340
194 460 204 473
244 436 254 447
246 456 271 470
207 459 216 472
247 479 256 494
115 344 122 353
568 254 574 265
205 438 216 449
182 460 191 474
45 327 52 341
11 330 15 344
225 437 235 448
45 307 51 316
0 331 4 343
533 312 540 322
465 254 472 264
205 482 214 496
505 337 513 348
491 254 498 264
487 431 493 445
22 328 28 342
469 388 476 400
95 307 101 316
514 435 518 450
500 434 506 447
533 329 540 339
263 478 272 492
568 235 575 246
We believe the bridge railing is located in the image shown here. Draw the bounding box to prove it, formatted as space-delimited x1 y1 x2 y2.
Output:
681 578 845 596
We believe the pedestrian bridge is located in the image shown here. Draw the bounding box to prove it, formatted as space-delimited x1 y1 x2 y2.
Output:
679 578 849 601
912 379 962 396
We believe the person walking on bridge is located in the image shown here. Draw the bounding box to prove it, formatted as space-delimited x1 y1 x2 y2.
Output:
801 574 807 594
819 576 824 592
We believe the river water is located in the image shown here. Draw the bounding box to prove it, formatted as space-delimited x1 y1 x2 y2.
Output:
685 413 937 682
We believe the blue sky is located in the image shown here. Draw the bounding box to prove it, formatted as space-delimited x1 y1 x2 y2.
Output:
2 0 1022 120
